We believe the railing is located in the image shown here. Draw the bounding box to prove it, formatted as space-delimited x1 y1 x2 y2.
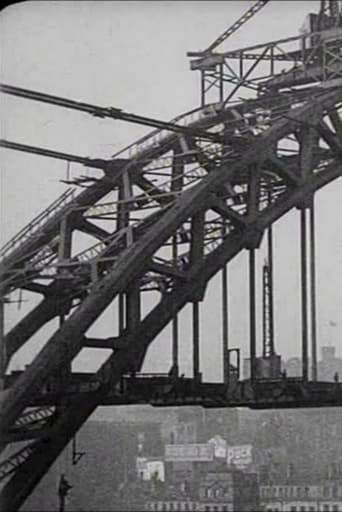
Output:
0 188 75 262
0 104 225 282
0 225 134 296
125 372 170 379
70 226 131 265
111 102 224 161
0 443 36 482
0 244 58 296
13 407 55 428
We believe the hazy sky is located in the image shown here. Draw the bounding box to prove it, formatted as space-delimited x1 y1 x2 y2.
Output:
0 1 341 380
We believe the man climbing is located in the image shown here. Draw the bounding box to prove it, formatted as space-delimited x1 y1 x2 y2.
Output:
58 474 72 512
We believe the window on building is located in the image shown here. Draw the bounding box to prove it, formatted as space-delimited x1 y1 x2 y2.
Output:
299 507 306 512
222 507 228 512
205 507 211 512
290 507 297 512
169 504 174 511
323 506 330 512
332 506 339 512
308 507 315 512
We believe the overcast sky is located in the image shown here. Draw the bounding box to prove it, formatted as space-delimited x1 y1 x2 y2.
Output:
0 1 341 380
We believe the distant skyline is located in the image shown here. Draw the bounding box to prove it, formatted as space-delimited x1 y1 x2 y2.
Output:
0 1 341 380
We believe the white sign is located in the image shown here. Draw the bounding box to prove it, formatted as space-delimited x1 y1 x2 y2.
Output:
208 435 227 458
165 443 214 462
227 444 252 468
146 460 165 482
136 457 165 481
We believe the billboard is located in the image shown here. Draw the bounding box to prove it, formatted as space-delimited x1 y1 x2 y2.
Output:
226 444 252 468
136 457 165 481
165 443 214 462
208 435 227 458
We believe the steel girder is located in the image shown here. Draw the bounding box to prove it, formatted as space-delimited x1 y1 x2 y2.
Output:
0 88 329 295
0 104 228 297
1 155 341 511
1 88 340 410
0 88 341 510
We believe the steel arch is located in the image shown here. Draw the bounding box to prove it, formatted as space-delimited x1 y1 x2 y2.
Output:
0 87 342 510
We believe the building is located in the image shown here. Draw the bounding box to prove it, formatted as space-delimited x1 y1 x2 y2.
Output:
145 466 260 512
261 484 342 512
318 347 342 382
283 346 342 381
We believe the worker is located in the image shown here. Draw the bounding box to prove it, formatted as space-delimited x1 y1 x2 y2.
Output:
334 371 339 383
58 474 72 512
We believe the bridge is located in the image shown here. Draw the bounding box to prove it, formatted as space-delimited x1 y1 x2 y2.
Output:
0 0 342 509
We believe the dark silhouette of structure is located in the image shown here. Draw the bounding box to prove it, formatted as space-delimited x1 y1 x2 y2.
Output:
0 1 342 509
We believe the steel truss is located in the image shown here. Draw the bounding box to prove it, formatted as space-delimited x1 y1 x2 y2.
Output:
0 84 341 510
0 4 342 508
188 2 342 105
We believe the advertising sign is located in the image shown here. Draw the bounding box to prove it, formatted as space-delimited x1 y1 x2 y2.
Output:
226 444 252 468
165 443 214 462
146 460 165 482
136 457 165 481
208 435 227 458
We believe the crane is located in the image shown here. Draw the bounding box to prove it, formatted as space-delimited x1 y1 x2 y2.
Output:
193 0 340 57
204 0 271 54
188 0 342 106
188 0 271 59
187 1 271 105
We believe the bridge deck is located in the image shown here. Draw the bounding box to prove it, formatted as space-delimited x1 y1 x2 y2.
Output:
4 372 342 409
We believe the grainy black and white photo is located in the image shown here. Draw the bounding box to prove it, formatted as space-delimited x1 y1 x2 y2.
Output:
0 1 342 511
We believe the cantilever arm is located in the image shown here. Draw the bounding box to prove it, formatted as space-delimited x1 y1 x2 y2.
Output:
0 83 222 142
0 139 109 169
